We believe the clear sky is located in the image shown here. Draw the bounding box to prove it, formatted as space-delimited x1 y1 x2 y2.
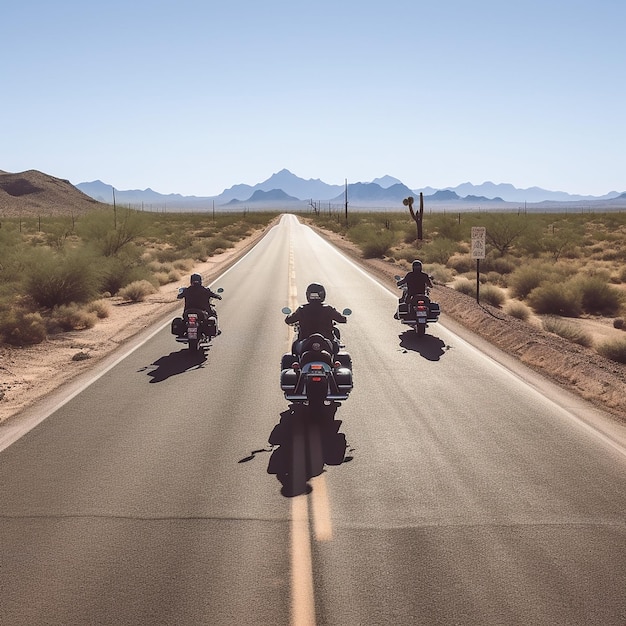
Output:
3 1 625 197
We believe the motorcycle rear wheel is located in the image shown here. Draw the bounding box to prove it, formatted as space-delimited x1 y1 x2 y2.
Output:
188 338 199 351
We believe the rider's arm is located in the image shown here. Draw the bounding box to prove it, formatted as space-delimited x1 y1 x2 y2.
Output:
177 287 186 300
331 307 347 324
285 308 301 325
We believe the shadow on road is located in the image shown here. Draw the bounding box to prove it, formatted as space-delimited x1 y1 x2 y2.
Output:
141 348 209 383
239 402 354 497
398 330 449 361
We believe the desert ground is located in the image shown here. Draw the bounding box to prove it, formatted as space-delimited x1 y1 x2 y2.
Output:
1 219 626 429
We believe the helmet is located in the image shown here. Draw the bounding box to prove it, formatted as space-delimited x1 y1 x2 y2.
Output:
306 283 326 303
412 259 423 271
190 273 202 285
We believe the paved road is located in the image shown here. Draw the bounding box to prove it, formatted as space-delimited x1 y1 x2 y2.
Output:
1 214 625 625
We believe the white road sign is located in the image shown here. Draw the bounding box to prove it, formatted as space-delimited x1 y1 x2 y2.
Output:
471 226 486 259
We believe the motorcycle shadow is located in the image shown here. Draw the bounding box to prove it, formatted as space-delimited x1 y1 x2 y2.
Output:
266 402 353 497
143 348 208 383
398 330 448 361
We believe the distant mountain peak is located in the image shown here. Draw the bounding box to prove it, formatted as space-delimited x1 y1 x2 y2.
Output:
371 175 402 188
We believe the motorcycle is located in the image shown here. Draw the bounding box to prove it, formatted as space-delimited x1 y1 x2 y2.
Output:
170 287 223 352
394 276 440 336
280 307 353 406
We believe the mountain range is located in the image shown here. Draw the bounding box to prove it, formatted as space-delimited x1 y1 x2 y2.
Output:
66 168 626 211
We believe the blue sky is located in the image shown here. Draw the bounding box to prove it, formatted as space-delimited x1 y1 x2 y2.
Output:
3 1 625 197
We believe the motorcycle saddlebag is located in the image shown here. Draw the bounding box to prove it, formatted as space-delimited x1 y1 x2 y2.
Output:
335 351 352 370
398 302 411 319
171 317 185 336
205 316 217 336
428 301 441 321
280 368 298 391
334 367 353 393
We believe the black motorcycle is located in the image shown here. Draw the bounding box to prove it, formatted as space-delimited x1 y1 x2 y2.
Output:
280 307 353 406
395 276 440 336
170 288 223 352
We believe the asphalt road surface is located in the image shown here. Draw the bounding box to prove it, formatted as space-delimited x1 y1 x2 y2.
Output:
1 214 625 625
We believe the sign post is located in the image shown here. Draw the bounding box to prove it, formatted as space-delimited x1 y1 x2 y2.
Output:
471 226 486 303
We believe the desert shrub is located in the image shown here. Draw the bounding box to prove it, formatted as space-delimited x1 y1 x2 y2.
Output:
447 254 474 274
618 267 626 283
538 222 584 260
24 249 100 308
360 231 396 259
426 263 454 284
479 284 506 307
508 265 548 299
394 247 422 263
431 215 465 241
205 236 233 256
596 337 626 363
613 318 625 330
508 262 577 300
504 300 532 321
346 223 397 255
482 213 528 255
173 258 195 271
418 238 460 265
485 271 508 287
154 270 180 285
99 257 152 295
48 304 98 332
0 308 47 345
147 261 174 274
154 248 181 263
118 280 157 302
583 266 612 282
77 208 148 257
570 275 625 315
85 299 110 319
221 221 253 239
452 277 476 297
542 316 592 347
527 284 582 317
480 255 517 275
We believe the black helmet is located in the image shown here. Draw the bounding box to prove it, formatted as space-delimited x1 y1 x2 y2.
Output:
412 259 423 271
190 273 202 285
306 283 326 303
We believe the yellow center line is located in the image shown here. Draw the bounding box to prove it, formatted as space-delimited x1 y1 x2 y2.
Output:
287 230 334 625
288 233 316 626
310 474 333 542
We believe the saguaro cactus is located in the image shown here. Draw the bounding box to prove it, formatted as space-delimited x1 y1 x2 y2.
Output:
403 192 424 240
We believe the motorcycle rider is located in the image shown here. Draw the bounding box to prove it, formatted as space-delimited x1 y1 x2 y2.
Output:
285 283 347 355
396 259 433 309
177 273 222 334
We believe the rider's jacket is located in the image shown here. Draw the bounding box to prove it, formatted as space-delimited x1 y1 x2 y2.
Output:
178 284 220 313
285 302 346 340
397 270 433 296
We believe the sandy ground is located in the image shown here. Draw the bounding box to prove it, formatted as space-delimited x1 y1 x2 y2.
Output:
1 218 626 426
